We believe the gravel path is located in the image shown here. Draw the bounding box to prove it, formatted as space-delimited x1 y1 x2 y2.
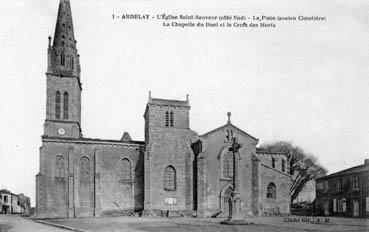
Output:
0 215 68 232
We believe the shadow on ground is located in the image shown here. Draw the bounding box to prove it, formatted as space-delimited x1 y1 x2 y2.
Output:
130 221 302 232
0 224 11 232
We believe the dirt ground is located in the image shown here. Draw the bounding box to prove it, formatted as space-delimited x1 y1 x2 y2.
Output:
47 215 369 232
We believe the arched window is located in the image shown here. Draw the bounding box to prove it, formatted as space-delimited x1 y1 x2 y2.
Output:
55 91 61 119
55 156 65 178
164 166 176 191
282 159 286 172
120 158 131 181
226 129 233 141
170 111 174 127
223 152 233 178
267 183 276 199
61 52 65 66
63 92 68 119
165 111 169 127
272 157 276 168
80 157 90 182
70 56 74 70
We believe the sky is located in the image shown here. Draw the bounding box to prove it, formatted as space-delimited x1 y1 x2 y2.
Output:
0 0 368 206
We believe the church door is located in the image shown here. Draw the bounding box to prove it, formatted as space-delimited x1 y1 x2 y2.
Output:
222 186 232 217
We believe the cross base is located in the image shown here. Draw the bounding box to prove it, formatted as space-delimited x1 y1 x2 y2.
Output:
220 219 254 225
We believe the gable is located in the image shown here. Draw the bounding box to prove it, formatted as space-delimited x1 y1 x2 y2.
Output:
200 123 259 143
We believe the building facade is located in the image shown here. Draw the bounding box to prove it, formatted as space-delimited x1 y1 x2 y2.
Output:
35 0 292 219
315 159 369 218
0 190 30 215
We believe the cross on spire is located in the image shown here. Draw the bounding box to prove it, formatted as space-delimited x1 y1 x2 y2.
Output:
227 112 231 124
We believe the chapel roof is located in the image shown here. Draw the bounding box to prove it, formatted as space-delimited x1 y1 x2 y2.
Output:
200 112 258 142
256 148 287 155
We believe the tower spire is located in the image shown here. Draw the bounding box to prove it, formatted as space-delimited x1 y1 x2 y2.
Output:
48 0 80 78
43 0 83 139
53 0 75 48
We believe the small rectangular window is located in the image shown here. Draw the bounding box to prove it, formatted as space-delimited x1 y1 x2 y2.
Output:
353 176 359 190
323 181 328 193
271 158 275 168
337 178 343 192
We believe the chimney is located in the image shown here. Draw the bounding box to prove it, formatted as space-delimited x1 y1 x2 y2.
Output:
365 159 369 165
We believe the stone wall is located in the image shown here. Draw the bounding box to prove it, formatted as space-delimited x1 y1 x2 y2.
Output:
44 74 81 139
144 100 195 213
259 164 291 215
256 152 289 174
35 138 144 219
197 124 258 217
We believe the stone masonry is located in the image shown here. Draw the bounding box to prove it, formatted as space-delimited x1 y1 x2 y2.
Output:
35 0 292 219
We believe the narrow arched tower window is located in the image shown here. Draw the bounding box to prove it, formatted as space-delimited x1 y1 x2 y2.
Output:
63 92 69 119
165 111 169 127
55 91 61 119
164 166 176 191
70 56 74 70
282 159 286 172
170 111 174 127
61 52 65 66
267 183 276 199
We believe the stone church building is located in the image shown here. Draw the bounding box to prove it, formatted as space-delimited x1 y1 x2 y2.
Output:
35 0 291 219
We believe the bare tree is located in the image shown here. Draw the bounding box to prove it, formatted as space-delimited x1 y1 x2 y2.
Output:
259 141 327 203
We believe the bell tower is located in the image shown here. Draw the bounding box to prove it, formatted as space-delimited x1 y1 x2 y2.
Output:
43 0 82 138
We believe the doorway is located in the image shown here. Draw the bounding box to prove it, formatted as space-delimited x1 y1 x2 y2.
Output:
353 200 360 217
220 185 233 217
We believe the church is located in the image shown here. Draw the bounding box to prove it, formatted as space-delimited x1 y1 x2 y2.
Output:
35 0 291 219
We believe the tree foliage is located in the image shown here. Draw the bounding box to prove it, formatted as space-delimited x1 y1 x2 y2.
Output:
259 141 327 203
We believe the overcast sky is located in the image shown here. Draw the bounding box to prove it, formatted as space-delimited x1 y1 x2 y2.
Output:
0 0 368 206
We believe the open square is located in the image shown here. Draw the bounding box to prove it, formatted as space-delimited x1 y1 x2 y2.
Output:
44 216 369 232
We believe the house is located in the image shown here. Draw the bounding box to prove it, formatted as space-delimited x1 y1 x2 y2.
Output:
315 159 369 217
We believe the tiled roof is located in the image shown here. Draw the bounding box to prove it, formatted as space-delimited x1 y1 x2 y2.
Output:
316 163 369 180
0 189 11 194
43 136 145 145
256 148 287 155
